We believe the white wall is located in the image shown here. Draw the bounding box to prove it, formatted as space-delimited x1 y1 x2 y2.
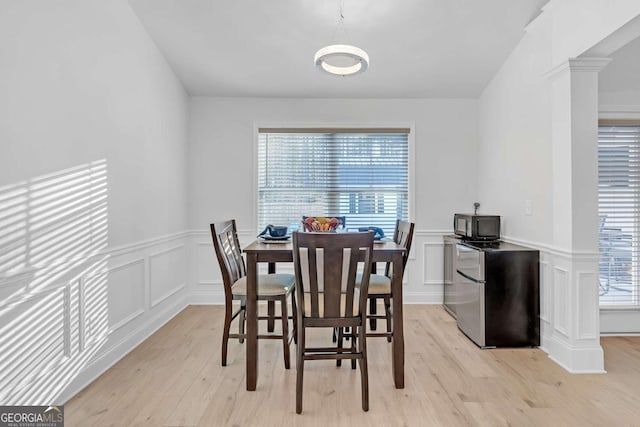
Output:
0 1 189 404
599 35 640 109
477 19 553 244
187 97 479 303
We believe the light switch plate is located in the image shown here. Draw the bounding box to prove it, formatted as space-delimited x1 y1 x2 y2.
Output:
525 199 533 216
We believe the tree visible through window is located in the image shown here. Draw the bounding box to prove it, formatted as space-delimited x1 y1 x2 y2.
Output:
257 129 409 236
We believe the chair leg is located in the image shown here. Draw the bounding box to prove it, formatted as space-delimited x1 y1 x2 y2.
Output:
384 295 392 343
222 300 233 366
351 332 357 370
291 293 298 345
280 296 290 369
267 300 276 332
296 322 305 414
336 327 343 367
358 325 369 412
369 297 377 330
238 301 246 344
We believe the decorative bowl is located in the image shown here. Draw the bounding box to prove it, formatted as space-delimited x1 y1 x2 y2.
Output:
303 217 341 232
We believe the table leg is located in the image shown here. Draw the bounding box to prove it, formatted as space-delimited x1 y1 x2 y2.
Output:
246 253 259 391
391 252 405 389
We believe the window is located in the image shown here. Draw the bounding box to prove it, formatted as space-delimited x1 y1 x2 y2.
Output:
257 128 410 235
598 121 640 306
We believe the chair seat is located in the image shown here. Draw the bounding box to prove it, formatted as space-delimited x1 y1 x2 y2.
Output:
232 273 294 296
303 292 361 317
356 273 391 294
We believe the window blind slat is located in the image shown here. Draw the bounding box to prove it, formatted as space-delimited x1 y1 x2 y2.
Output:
257 131 409 236
598 125 640 306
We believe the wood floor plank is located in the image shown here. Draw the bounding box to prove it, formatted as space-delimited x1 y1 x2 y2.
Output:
65 305 640 426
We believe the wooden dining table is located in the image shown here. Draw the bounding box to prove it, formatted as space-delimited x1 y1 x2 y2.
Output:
243 238 407 391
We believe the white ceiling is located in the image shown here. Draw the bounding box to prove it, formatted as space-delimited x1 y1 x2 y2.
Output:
128 0 546 98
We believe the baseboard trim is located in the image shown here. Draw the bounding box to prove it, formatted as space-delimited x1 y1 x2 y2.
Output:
544 334 606 374
402 291 442 304
189 288 225 305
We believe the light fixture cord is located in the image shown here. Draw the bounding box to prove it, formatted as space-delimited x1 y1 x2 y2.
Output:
331 0 351 43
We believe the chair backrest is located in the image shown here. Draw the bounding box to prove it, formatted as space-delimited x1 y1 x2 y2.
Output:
384 219 415 277
210 220 246 299
292 231 374 319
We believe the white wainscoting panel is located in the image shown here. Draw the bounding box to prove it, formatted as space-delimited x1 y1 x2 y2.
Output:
577 271 598 340
149 244 187 308
553 266 570 338
422 241 444 285
503 235 605 373
539 259 550 324
0 286 67 405
191 239 224 303
196 241 219 285
107 259 146 331
0 232 191 405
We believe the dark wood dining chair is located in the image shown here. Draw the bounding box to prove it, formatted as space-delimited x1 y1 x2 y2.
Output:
292 231 374 414
363 219 414 341
210 220 295 369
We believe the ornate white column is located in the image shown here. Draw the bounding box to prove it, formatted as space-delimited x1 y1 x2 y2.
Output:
544 57 611 372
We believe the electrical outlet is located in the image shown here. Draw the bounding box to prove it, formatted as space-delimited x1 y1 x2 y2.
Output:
525 199 533 216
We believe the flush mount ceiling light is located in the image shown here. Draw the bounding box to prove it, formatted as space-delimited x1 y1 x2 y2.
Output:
314 1 369 76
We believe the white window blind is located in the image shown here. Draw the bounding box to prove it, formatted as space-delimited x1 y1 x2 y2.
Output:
257 130 409 236
598 123 640 306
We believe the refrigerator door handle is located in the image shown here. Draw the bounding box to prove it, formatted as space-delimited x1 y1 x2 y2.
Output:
456 269 484 284
455 271 486 347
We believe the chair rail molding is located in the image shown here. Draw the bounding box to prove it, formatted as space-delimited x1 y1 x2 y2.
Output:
189 228 451 306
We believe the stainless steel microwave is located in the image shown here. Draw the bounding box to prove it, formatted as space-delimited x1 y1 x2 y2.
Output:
454 213 500 241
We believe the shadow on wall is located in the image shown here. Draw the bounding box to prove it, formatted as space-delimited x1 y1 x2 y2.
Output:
0 160 109 404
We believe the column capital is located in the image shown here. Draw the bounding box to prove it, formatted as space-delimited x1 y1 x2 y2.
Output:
544 57 612 80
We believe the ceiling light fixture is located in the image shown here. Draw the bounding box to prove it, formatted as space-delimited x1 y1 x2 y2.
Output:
314 1 369 76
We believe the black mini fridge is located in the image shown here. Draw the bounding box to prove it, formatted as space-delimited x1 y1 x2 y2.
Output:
455 240 540 348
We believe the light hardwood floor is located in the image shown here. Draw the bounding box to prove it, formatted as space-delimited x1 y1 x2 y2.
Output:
66 305 640 426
